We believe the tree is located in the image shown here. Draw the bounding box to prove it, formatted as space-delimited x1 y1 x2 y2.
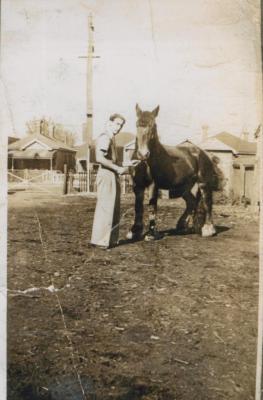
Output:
25 117 76 147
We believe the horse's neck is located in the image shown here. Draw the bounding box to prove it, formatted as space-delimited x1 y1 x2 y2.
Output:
149 128 163 157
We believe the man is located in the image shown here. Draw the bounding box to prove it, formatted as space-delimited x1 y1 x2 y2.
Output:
91 113 136 249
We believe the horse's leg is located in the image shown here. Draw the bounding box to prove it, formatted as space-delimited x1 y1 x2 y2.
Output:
145 183 159 241
176 191 198 233
198 183 216 237
193 188 206 234
126 186 145 240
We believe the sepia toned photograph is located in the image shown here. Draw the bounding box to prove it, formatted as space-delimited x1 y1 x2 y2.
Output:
1 1 262 399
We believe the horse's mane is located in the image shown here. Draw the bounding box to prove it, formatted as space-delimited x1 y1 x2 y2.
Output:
149 123 160 146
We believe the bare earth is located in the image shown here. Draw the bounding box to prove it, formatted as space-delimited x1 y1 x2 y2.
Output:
7 189 259 400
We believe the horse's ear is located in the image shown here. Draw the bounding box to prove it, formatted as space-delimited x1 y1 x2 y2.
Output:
152 105 159 117
136 103 142 117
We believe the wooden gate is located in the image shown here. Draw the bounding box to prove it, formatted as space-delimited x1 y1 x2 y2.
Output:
244 165 255 203
72 171 97 193
72 172 133 194
232 163 256 205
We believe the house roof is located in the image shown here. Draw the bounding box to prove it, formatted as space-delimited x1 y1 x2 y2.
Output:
123 138 199 151
199 137 235 153
200 132 256 154
216 132 256 154
122 133 256 156
124 139 136 150
8 134 76 152
8 149 56 159
114 132 135 147
178 139 196 146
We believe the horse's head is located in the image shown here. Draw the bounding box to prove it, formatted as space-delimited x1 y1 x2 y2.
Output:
135 104 159 160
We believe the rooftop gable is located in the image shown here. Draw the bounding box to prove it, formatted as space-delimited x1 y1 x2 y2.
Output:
200 132 256 154
215 132 256 154
22 139 52 151
8 134 76 152
115 132 135 147
199 136 236 153
124 139 136 150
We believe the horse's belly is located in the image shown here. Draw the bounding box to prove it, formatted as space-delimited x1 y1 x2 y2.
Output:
150 158 198 190
153 171 197 194
153 173 181 190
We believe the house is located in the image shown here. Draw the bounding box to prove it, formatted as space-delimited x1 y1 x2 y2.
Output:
8 133 76 172
199 132 257 203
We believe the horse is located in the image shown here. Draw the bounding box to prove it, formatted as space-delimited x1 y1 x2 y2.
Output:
127 104 224 241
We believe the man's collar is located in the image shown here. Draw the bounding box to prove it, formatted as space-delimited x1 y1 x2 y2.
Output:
105 122 114 139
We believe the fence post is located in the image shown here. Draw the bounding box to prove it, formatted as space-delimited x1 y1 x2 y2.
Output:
68 170 74 194
122 175 126 195
63 164 68 194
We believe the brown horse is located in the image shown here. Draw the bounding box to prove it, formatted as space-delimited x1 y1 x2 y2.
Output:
127 104 224 241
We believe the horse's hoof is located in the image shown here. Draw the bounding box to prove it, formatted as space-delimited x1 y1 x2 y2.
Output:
126 231 133 240
144 231 161 241
201 224 216 237
126 231 143 241
144 234 155 241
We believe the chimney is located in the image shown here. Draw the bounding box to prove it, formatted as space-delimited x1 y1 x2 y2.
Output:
201 124 209 141
40 119 44 136
51 125 56 139
48 120 54 139
241 131 249 141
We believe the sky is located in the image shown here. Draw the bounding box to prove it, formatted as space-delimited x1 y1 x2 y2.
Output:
1 0 262 144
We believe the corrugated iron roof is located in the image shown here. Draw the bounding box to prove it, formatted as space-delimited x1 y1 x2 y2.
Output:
114 132 135 147
215 132 256 154
124 139 136 150
8 149 56 159
200 132 256 154
8 134 76 152
199 137 235 153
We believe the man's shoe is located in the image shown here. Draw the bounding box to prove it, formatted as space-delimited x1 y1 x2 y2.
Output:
90 243 109 250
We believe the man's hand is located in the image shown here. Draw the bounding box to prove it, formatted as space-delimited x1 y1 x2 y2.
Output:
116 166 128 175
130 160 140 166
122 160 141 167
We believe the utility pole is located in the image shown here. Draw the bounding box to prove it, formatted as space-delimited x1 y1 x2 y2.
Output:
87 13 94 146
255 124 262 400
79 13 100 192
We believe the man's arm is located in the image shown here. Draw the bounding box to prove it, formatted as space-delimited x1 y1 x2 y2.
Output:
96 149 127 175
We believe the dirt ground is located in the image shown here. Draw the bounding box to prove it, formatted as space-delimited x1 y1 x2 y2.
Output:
7 189 259 400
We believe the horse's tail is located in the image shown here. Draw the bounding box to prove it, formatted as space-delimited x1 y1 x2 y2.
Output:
210 155 225 191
